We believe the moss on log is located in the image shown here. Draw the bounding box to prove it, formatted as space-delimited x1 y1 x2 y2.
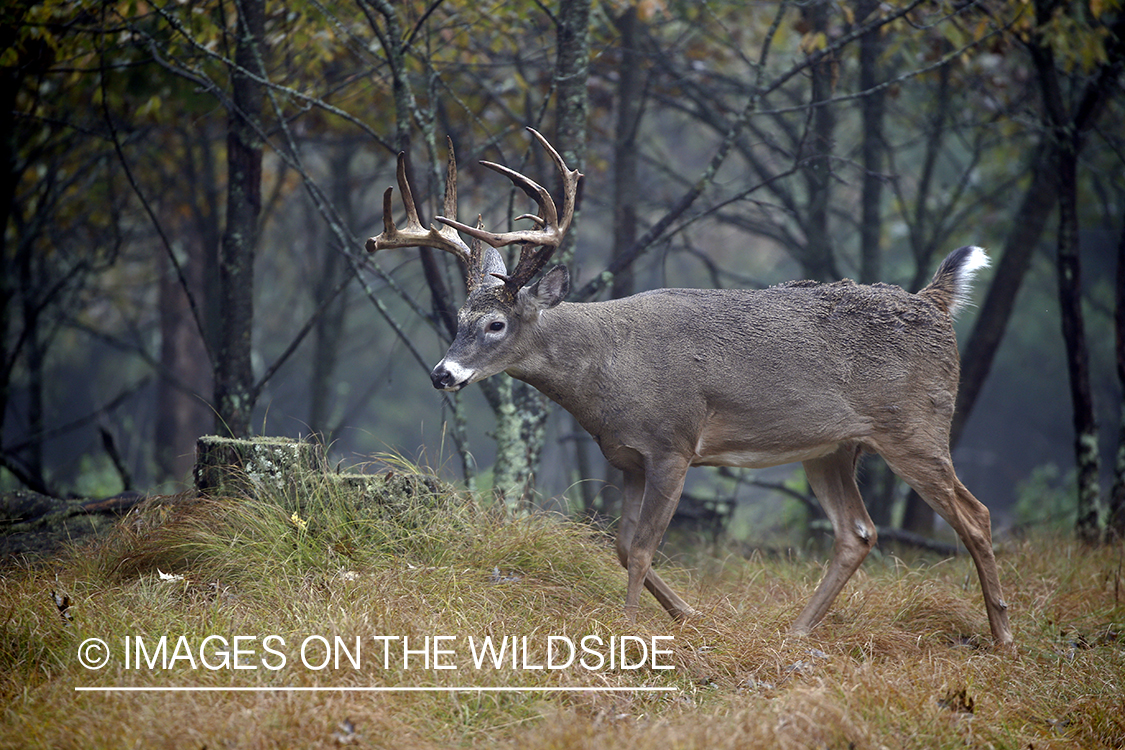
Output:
193 436 328 497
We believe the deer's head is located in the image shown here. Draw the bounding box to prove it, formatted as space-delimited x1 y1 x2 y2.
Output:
366 129 581 392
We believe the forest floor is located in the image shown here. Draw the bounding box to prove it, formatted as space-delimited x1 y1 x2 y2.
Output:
1 460 1123 749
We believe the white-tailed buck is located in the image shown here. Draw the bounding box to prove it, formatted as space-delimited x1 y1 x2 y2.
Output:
367 129 1013 647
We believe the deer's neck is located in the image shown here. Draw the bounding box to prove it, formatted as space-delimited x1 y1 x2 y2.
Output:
505 301 619 428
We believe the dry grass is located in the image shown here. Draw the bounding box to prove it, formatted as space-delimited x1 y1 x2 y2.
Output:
1 460 1123 749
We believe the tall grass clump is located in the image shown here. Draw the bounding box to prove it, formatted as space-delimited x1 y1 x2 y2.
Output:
94 459 463 581
69 454 633 623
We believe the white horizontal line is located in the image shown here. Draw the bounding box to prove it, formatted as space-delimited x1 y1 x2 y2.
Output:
75 685 678 693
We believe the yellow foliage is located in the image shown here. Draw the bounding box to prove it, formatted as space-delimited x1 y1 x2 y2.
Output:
799 31 828 54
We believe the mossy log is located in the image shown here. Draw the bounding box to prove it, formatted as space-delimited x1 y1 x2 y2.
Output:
193 436 328 497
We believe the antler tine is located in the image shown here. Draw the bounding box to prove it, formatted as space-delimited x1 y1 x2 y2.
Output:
525 127 581 234
441 136 457 226
365 149 473 266
396 152 421 228
478 160 560 235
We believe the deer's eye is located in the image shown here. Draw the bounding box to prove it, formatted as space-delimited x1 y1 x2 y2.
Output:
488 321 505 332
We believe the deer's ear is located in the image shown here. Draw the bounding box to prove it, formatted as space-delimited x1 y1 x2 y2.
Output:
527 265 569 309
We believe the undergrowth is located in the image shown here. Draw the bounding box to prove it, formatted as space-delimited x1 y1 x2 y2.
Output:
1 456 1123 749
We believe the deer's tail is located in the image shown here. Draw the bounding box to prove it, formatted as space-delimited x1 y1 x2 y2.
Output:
919 246 990 318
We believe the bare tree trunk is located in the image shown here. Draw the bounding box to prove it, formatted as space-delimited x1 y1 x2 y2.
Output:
488 375 548 504
1055 133 1101 543
1110 218 1125 541
856 0 884 286
214 0 265 437
156 245 212 482
799 0 838 282
492 0 591 505
611 5 641 303
308 146 353 436
553 0 590 220
16 248 44 483
0 28 18 452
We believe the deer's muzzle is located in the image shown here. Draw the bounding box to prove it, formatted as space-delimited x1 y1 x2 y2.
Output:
430 360 473 392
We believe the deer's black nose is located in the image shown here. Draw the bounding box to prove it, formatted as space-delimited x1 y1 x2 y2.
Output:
430 366 453 390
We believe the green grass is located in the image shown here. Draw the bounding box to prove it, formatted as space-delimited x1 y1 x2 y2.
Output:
2 458 1123 749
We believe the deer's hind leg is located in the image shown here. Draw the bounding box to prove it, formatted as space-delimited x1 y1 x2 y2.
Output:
791 443 877 635
878 444 1013 647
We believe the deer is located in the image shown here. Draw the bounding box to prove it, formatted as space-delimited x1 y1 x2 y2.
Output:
366 128 1013 648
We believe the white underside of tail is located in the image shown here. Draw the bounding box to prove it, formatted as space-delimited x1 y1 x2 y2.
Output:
949 246 990 318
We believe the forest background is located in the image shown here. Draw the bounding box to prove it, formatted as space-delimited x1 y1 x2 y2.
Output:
2 0 1123 546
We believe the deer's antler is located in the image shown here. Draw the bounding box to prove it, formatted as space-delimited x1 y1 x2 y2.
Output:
367 129 582 296
366 139 495 290
436 128 582 293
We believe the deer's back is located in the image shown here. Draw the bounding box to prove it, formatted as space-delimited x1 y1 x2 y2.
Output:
606 279 959 386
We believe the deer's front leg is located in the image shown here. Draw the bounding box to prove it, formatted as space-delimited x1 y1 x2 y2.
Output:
620 457 694 622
